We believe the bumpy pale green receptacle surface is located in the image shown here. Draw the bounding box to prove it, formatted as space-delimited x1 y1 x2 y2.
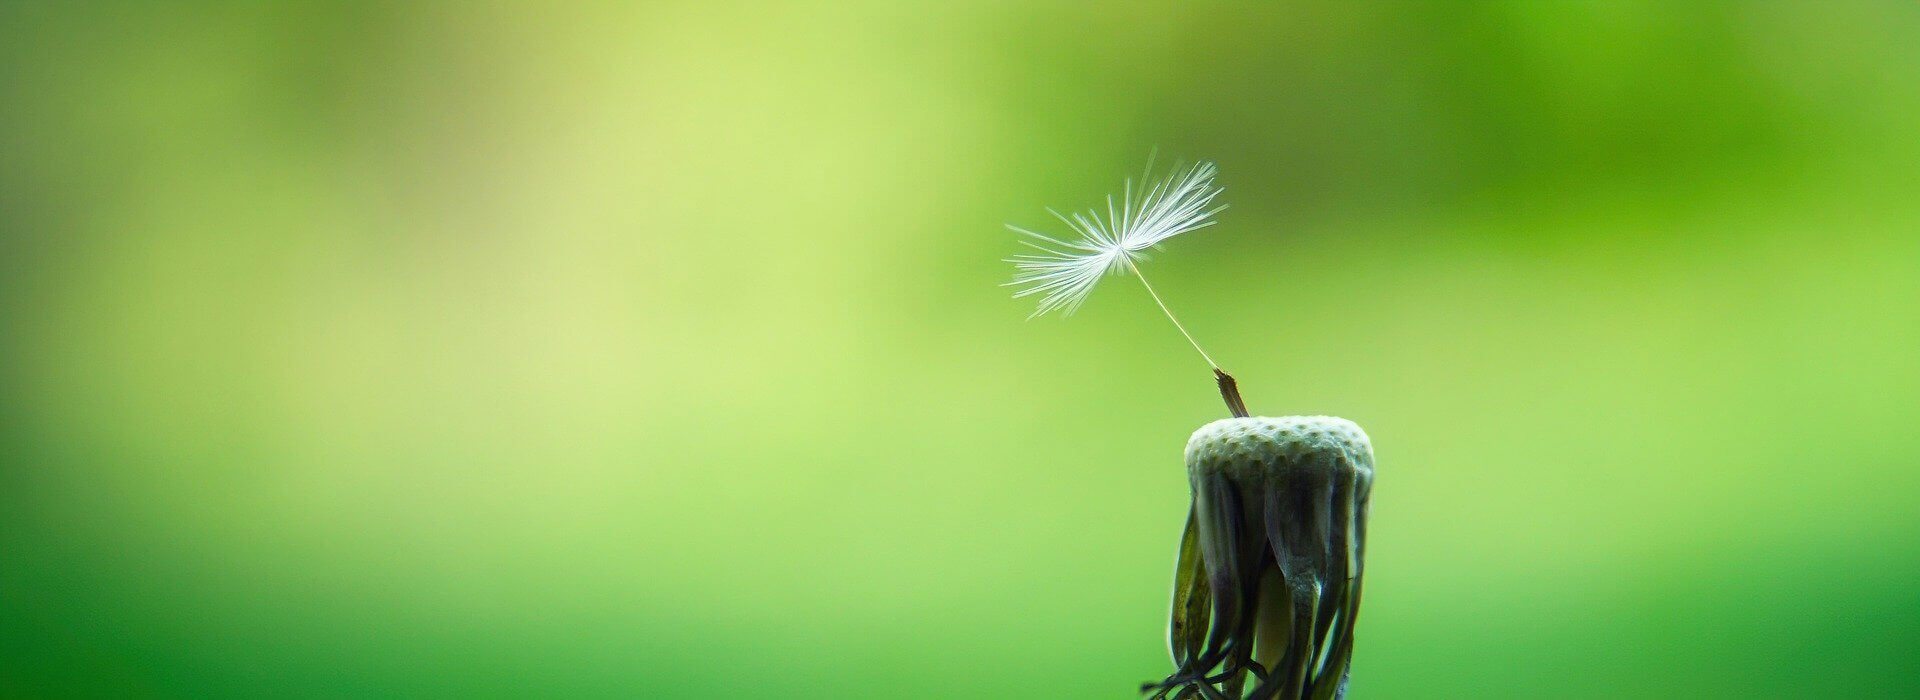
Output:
1185 416 1374 479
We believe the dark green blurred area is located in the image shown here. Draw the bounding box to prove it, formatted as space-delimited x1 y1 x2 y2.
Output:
4 2 1918 697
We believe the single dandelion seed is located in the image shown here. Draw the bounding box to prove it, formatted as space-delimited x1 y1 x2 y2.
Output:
1005 158 1249 416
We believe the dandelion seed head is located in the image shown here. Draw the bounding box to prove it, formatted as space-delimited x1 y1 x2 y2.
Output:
1005 160 1226 317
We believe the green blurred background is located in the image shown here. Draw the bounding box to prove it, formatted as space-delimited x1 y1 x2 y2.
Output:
3 2 1917 697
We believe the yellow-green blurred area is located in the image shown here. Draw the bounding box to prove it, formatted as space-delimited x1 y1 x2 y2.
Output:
4 1 1919 697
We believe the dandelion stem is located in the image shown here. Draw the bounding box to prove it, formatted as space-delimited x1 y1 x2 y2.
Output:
1125 257 1250 417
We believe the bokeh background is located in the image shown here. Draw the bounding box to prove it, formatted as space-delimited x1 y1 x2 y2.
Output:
4 2 1918 697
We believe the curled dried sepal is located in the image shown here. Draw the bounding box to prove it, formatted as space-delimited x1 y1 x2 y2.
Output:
1146 417 1374 700
1169 505 1212 668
